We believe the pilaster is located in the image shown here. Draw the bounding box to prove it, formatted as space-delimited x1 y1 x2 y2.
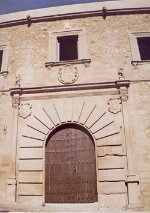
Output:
119 87 142 211
6 95 20 203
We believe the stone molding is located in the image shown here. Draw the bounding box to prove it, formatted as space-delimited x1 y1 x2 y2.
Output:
10 80 130 96
128 31 150 66
45 59 91 69
47 28 87 63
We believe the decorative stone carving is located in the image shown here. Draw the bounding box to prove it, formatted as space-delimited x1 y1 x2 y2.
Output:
108 98 122 114
12 98 20 109
118 67 125 80
58 64 78 84
19 103 32 119
15 74 21 87
131 61 138 68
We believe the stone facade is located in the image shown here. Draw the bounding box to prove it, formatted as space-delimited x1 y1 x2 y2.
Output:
0 0 150 211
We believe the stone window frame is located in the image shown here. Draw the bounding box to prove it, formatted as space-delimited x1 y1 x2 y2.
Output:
0 42 10 72
128 31 150 66
45 28 91 68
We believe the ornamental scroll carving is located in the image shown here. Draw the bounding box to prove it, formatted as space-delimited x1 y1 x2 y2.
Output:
19 103 32 119
58 64 78 84
108 98 122 114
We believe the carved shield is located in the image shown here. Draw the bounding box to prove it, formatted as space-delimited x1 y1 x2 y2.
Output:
58 64 78 84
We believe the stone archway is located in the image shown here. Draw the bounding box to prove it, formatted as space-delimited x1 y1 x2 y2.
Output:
18 98 120 205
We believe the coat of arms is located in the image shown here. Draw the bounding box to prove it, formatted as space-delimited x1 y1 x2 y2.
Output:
108 98 121 114
19 103 32 119
58 64 78 84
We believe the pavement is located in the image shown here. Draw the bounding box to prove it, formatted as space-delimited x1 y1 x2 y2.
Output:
0 202 99 212
0 202 145 212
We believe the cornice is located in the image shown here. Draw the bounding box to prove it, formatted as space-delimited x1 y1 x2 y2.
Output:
9 80 130 96
0 0 150 27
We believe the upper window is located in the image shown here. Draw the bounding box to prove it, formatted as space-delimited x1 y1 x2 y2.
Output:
57 35 78 61
128 31 150 64
0 50 3 71
0 42 10 72
47 28 88 63
137 37 150 60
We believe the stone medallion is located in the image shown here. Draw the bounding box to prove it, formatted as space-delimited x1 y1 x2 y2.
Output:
58 64 78 84
19 103 32 119
108 98 121 114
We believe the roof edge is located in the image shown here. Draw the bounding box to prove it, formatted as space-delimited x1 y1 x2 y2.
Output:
0 0 149 25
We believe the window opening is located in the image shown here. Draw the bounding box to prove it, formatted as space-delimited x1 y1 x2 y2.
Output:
137 37 150 60
0 50 3 71
57 35 78 61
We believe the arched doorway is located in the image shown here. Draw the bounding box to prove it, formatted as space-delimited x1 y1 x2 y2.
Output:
45 123 97 203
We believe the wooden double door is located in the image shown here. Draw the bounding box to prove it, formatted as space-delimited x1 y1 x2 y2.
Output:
45 124 97 203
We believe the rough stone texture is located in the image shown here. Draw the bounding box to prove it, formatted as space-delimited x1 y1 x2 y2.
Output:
0 4 150 211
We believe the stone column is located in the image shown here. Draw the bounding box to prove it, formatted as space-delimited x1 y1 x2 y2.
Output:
7 96 20 202
120 88 142 210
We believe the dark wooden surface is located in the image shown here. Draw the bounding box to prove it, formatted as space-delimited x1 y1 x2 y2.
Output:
45 124 97 203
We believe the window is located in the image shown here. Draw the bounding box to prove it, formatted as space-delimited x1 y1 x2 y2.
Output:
46 28 91 68
0 50 3 71
0 42 10 72
57 35 78 61
128 31 150 64
137 37 150 60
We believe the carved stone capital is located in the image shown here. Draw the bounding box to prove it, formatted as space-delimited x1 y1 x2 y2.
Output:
120 94 128 102
126 174 139 184
12 98 20 109
119 87 128 102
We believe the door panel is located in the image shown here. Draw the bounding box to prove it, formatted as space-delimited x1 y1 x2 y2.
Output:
45 124 97 203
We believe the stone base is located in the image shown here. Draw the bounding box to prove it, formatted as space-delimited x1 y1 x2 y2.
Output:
126 204 143 211
6 178 17 203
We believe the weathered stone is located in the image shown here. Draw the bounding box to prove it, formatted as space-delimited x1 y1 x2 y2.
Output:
19 160 43 171
98 169 125 181
79 101 95 124
18 184 42 195
85 106 105 129
90 113 114 133
18 172 43 183
19 148 43 159
98 194 127 209
22 126 46 141
34 108 54 130
20 137 44 148
65 98 74 122
17 195 42 205
44 103 60 126
98 181 127 194
97 145 124 157
72 99 84 122
27 116 49 135
53 100 66 123
97 156 125 169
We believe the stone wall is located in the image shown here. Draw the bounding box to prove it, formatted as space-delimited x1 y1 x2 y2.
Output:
0 11 150 210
